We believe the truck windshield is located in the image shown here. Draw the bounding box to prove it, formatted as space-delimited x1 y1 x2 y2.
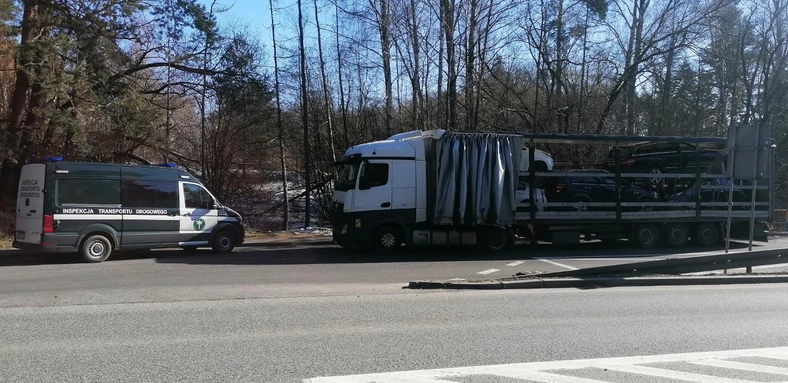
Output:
335 162 360 191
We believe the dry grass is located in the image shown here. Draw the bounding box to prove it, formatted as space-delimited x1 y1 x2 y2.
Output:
244 230 330 241
0 234 12 249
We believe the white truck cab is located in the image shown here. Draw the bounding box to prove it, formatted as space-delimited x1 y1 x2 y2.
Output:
330 129 551 251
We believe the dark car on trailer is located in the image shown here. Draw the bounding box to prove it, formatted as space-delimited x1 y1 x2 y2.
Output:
665 177 750 210
544 169 659 212
602 141 726 185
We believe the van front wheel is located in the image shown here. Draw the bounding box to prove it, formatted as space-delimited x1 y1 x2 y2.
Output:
211 230 236 253
80 234 113 263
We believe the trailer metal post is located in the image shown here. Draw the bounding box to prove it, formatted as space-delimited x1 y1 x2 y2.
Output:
747 126 762 252
694 144 701 219
528 138 536 246
748 179 758 252
614 142 621 221
725 128 737 254
770 142 775 223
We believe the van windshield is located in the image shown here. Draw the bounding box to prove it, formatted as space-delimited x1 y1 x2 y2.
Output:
335 162 360 191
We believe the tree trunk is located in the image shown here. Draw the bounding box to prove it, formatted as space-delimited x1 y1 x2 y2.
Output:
408 0 422 130
655 36 676 135
472 0 493 130
441 0 458 130
1 1 44 207
297 0 311 227
335 6 349 146
625 0 647 135
270 0 289 231
373 0 395 137
464 0 477 130
313 0 337 162
437 5 445 130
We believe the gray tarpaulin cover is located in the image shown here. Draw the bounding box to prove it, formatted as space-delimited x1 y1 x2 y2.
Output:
433 132 523 225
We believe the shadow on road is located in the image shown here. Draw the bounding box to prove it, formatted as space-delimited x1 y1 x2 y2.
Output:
0 240 751 267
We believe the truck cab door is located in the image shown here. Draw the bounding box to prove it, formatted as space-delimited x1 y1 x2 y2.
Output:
353 160 393 212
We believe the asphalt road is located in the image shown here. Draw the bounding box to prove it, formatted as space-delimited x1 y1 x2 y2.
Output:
1 236 786 307
3 239 788 382
3 284 788 382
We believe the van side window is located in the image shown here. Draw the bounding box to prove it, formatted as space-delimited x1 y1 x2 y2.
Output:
359 163 389 188
122 180 177 208
58 179 120 206
183 184 214 209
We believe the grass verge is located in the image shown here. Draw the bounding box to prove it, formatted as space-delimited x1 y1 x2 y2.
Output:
0 234 13 249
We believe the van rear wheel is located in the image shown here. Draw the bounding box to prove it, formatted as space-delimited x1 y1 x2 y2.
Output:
80 234 112 263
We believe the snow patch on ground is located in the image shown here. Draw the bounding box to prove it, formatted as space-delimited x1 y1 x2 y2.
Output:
229 176 332 232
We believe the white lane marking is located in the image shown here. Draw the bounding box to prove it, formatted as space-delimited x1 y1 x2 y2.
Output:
506 261 525 267
689 358 788 375
536 253 664 260
447 278 466 281
477 269 499 275
600 364 746 383
534 257 579 270
303 346 788 383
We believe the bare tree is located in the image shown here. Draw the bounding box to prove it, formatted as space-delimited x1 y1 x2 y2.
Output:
441 0 459 130
297 0 311 226
370 0 395 136
269 0 289 230
314 0 338 162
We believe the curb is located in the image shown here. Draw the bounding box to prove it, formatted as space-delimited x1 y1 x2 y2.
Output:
406 275 788 290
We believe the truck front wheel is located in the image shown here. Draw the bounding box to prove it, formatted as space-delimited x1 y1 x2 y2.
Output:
372 225 403 252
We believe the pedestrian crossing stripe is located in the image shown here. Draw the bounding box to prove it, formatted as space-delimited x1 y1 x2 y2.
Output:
304 346 788 382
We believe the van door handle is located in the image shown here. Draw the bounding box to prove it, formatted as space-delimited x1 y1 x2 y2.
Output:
380 202 391 208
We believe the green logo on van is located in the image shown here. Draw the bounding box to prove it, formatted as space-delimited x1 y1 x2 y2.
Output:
193 218 205 231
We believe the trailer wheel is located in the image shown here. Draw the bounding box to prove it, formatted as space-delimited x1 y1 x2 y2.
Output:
481 227 512 252
693 222 721 247
372 225 403 252
663 223 689 248
634 224 660 249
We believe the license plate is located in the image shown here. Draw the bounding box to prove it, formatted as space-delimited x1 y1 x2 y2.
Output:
16 231 24 240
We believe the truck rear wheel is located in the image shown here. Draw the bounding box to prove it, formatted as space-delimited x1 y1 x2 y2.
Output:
481 227 513 252
693 223 721 247
372 225 403 252
80 234 113 263
663 223 689 248
633 224 660 249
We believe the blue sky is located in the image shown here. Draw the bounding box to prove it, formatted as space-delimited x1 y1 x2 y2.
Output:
198 0 272 53
198 0 311 68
